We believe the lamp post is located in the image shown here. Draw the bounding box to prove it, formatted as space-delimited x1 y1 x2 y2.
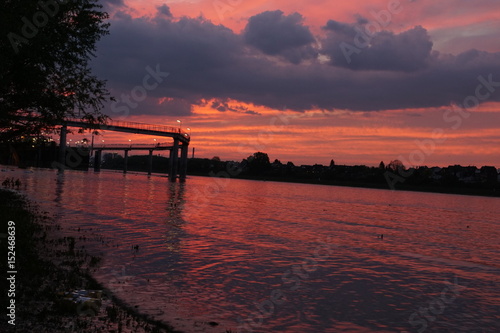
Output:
176 119 181 131
91 133 94 156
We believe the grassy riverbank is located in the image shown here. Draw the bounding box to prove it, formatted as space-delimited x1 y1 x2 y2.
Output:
0 188 181 333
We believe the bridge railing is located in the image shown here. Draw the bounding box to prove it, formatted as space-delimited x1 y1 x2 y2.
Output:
64 118 190 139
91 142 172 148
72 142 171 148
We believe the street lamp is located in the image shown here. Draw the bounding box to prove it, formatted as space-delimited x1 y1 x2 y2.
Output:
176 119 182 131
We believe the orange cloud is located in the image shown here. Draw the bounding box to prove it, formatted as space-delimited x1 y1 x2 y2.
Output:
63 100 500 168
85 1 500 167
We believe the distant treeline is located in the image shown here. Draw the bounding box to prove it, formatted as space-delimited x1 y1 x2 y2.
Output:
102 151 500 197
1 143 498 196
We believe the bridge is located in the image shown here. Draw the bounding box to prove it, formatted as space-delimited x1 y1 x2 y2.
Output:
59 118 190 181
89 142 173 150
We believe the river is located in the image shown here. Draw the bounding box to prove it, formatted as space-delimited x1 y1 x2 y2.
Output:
4 167 500 332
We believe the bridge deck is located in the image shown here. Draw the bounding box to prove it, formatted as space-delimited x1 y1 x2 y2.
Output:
74 143 174 151
64 118 190 144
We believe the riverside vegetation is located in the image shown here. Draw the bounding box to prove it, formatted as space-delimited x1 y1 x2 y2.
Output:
0 184 181 333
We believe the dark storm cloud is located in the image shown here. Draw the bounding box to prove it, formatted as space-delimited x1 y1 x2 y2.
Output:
243 10 317 64
211 100 260 115
91 12 500 115
157 4 173 18
100 0 126 12
100 0 125 6
322 20 433 72
157 98 192 116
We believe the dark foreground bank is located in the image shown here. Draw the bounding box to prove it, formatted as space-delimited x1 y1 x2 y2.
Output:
0 189 182 333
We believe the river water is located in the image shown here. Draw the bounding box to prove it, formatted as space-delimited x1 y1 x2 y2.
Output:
4 167 500 332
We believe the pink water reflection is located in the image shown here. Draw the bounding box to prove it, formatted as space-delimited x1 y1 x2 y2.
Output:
10 168 500 332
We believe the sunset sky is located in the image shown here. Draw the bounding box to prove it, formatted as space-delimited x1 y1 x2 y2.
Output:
69 0 500 167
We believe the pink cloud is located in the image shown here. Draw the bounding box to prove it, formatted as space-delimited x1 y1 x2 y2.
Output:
86 0 500 167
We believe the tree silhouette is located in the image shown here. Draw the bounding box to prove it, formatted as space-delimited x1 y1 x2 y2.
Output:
388 159 405 172
246 152 271 175
0 0 112 141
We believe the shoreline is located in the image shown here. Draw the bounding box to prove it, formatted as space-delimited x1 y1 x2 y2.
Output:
227 174 500 198
2 163 499 198
85 166 500 198
0 188 182 333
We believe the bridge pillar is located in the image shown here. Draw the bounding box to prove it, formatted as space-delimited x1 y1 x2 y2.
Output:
94 150 102 172
58 124 67 170
169 139 179 181
148 150 153 175
123 150 129 173
179 144 188 180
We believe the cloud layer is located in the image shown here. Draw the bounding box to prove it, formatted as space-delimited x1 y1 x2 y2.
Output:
243 10 317 64
322 21 434 72
91 5 500 117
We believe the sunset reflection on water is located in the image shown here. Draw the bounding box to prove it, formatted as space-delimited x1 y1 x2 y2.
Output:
14 168 500 332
